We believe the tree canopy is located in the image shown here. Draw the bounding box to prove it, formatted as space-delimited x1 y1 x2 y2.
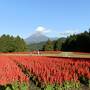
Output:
43 39 54 51
42 38 65 51
42 29 90 52
61 29 90 52
0 34 28 52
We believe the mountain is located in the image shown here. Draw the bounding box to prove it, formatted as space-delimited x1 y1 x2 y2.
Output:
25 32 58 44
27 37 66 51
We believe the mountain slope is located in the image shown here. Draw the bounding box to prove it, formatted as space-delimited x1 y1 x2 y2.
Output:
28 37 66 51
25 32 57 44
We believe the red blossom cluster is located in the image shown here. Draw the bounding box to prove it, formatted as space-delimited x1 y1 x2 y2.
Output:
0 56 29 85
12 56 90 85
0 55 90 86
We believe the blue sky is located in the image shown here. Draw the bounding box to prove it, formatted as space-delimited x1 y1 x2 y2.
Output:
0 0 90 38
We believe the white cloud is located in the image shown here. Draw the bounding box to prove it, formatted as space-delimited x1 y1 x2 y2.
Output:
65 29 81 35
60 29 80 36
59 29 81 37
35 26 51 34
65 30 77 34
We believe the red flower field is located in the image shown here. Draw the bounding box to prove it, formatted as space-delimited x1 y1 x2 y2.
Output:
0 54 90 89
11 56 90 84
0 56 29 85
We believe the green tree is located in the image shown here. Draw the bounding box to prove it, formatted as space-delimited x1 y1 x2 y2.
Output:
0 34 28 52
54 38 63 50
14 36 28 52
43 39 54 51
61 29 90 52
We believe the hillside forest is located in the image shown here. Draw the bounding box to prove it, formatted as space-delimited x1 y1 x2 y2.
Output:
0 29 90 52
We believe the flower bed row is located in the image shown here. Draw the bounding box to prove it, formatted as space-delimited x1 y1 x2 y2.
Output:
0 55 90 90
11 56 90 89
0 56 29 90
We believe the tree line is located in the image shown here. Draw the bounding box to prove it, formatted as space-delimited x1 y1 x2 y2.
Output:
0 34 28 52
43 29 90 52
42 38 65 51
0 29 90 53
62 29 90 52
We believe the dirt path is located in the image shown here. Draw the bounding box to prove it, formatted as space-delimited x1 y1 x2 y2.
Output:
0 52 90 58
